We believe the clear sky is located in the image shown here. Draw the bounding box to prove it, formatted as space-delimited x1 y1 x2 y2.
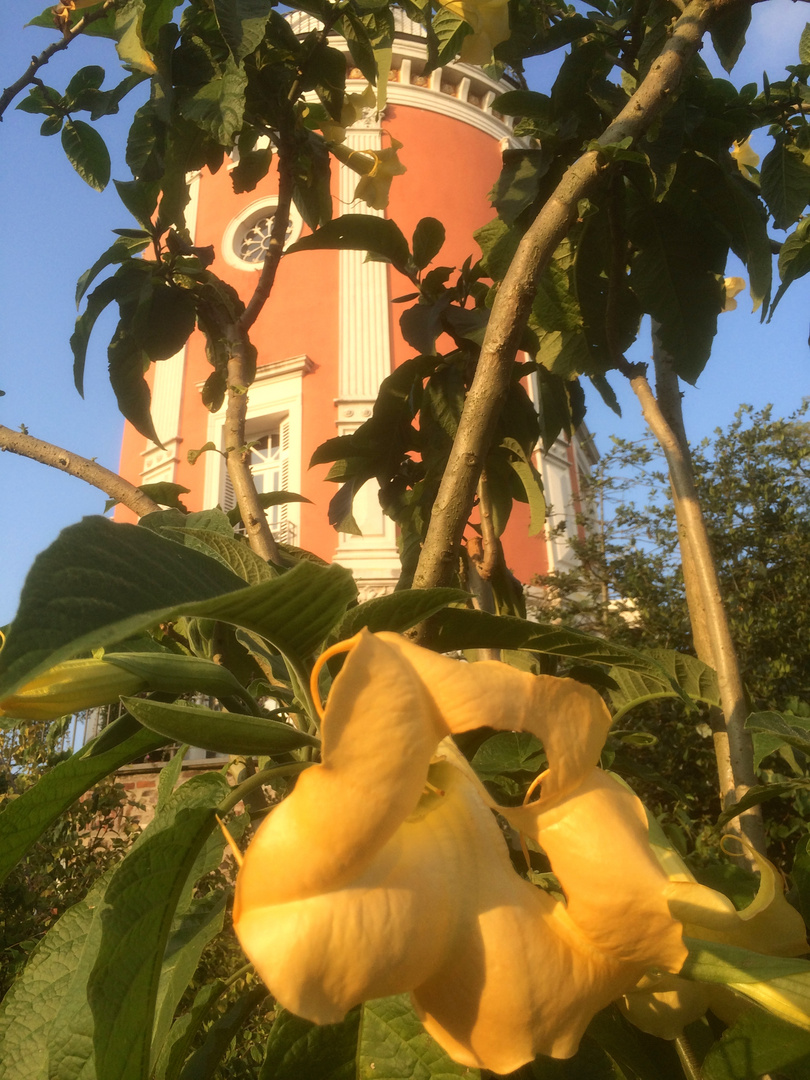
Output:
1 1 808 623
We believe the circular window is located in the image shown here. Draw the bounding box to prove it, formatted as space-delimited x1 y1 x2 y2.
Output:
222 199 304 271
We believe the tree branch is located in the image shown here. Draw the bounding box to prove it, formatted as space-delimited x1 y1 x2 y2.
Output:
0 0 118 120
239 129 295 334
627 365 765 855
0 424 160 517
411 0 715 591
222 326 281 564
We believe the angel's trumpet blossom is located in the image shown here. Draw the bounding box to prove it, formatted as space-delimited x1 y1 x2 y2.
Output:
234 631 687 1074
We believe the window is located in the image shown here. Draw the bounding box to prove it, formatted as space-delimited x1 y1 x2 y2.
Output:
221 418 295 545
222 198 303 272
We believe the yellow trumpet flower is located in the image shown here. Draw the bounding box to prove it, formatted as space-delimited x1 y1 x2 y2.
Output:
438 0 511 66
233 631 686 1074
621 835 808 1039
0 658 144 721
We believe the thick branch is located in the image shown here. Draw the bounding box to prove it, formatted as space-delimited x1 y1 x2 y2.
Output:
627 369 765 855
0 0 118 119
0 424 160 517
240 132 295 333
222 327 281 563
412 0 714 590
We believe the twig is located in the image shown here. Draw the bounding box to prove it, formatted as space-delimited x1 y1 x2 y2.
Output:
0 424 160 517
0 0 119 120
411 0 715 592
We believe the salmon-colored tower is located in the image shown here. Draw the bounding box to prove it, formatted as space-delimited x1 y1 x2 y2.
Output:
118 12 595 596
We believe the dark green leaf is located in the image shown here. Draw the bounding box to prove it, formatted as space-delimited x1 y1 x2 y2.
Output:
472 731 545 778
717 779 810 826
709 3 751 73
114 177 160 230
334 588 468 640
358 994 477 1078
490 150 549 225
88 773 231 1080
0 716 166 886
761 141 810 231
154 981 228 1080
259 1007 360 1080
609 650 719 722
213 0 273 60
0 873 112 1080
0 517 355 700
65 64 105 99
287 214 412 276
431 608 687 689
412 217 445 271
61 118 111 191
103 650 257 706
75 234 151 307
703 1008 810 1080
121 696 319 754
71 273 127 394
181 987 269 1079
226 490 312 528
151 893 228 1070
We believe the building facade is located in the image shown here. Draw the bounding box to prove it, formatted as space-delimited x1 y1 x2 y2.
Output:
117 13 596 594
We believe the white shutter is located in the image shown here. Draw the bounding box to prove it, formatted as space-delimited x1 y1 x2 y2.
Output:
279 417 291 544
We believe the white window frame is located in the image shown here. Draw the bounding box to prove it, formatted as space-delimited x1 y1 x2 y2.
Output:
221 197 304 273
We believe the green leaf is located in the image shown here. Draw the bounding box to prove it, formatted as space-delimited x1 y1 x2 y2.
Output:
154 981 228 1080
412 217 445 271
65 64 105 100
180 987 269 1079
114 177 160 230
179 58 247 146
0 715 166 886
259 1006 361 1080
61 118 111 191
75 234 151 306
114 0 159 74
0 517 355 700
167 527 276 585
108 322 162 443
746 709 810 758
0 873 112 1080
358 994 478 1078
431 608 683 688
702 1009 810 1080
213 0 273 61
139 283 199 362
770 222 810 314
628 201 723 384
430 6 473 68
681 938 810 1033
121 696 319 754
709 3 751 73
71 273 128 394
472 731 545 778
504 437 546 536
287 214 412 276
801 23 810 65
490 150 549 226
609 650 719 723
718 779 810 826
334 588 468 640
761 141 810 231
151 892 228 1069
103 650 258 707
87 773 231 1080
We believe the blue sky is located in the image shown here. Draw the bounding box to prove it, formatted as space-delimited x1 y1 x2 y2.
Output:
1 1 808 623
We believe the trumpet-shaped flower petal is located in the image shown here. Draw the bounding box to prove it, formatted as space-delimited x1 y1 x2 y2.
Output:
438 0 511 65
621 839 808 1038
234 631 687 1073
0 658 144 721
